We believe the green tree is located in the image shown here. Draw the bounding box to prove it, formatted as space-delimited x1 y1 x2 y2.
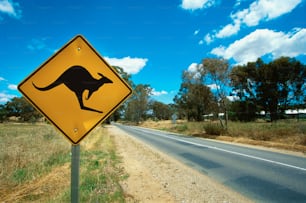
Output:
230 59 260 121
201 58 231 129
230 57 306 122
150 101 172 120
229 101 257 122
108 66 134 121
174 70 215 121
257 57 306 121
5 97 41 122
0 104 8 122
125 84 152 123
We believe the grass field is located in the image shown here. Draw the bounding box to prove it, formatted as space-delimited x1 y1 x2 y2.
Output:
0 123 126 202
1 120 305 201
139 119 306 153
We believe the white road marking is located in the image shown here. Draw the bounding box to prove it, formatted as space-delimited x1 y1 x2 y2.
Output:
131 126 306 172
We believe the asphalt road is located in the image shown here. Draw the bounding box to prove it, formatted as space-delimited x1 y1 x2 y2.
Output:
114 123 306 203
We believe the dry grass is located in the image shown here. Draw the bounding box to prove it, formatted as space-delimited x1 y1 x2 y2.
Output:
138 119 306 153
0 123 126 202
0 123 70 202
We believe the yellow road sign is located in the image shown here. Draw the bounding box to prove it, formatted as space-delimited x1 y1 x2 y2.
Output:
18 35 132 144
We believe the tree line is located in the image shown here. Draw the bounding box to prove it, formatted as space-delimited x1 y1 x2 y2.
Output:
174 56 306 126
0 57 305 124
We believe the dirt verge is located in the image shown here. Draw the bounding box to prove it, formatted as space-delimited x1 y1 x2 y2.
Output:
109 125 252 203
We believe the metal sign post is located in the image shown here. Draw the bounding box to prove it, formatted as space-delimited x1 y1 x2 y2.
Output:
71 145 80 203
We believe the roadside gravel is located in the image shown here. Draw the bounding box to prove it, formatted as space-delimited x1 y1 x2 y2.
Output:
108 125 253 203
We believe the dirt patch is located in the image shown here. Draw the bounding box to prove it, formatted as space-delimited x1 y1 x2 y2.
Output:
109 125 252 203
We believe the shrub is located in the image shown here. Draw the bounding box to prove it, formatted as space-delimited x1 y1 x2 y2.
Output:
203 123 224 136
175 124 188 132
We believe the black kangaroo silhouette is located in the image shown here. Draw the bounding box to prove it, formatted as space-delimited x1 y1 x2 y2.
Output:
32 65 113 113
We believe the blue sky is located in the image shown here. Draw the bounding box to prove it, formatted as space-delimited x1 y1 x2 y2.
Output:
1 0 305 104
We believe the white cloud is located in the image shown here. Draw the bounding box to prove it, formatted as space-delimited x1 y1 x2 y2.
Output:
204 33 214 44
194 29 200 35
211 28 306 65
180 0 217 10
235 0 302 27
8 84 17 90
187 63 199 72
0 77 5 81
205 0 302 43
151 88 168 96
187 63 203 79
207 84 220 90
0 92 16 103
104 56 148 75
0 0 22 19
215 20 241 38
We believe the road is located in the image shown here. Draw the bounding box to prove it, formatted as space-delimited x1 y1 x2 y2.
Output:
114 123 306 203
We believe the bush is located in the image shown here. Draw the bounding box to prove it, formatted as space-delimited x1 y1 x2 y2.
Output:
203 123 224 136
175 124 188 132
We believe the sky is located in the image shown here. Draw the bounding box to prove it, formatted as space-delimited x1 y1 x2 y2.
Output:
0 0 306 104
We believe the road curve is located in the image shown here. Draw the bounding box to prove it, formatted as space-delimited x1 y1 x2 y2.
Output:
114 123 306 203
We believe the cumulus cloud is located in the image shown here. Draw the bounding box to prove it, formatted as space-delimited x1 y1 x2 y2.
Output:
187 63 204 79
0 0 22 19
0 92 16 103
8 84 17 90
215 20 241 38
205 0 302 43
211 28 306 65
151 88 168 96
104 56 148 75
180 0 217 10
236 0 302 26
187 63 199 72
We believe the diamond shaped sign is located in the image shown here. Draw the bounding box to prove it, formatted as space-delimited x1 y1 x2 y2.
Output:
18 35 132 144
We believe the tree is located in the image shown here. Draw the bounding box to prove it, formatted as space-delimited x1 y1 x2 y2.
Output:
108 66 134 121
256 57 306 121
229 101 257 122
174 69 215 121
0 104 7 122
230 57 306 122
201 58 231 129
125 84 152 123
5 97 41 121
230 59 261 121
150 101 172 120
230 59 259 101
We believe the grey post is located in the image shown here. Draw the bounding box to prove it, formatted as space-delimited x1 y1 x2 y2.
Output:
71 144 80 203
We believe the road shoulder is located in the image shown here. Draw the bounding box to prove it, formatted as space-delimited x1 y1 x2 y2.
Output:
109 125 252 202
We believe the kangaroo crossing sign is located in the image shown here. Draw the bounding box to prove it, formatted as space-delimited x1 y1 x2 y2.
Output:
18 35 132 144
